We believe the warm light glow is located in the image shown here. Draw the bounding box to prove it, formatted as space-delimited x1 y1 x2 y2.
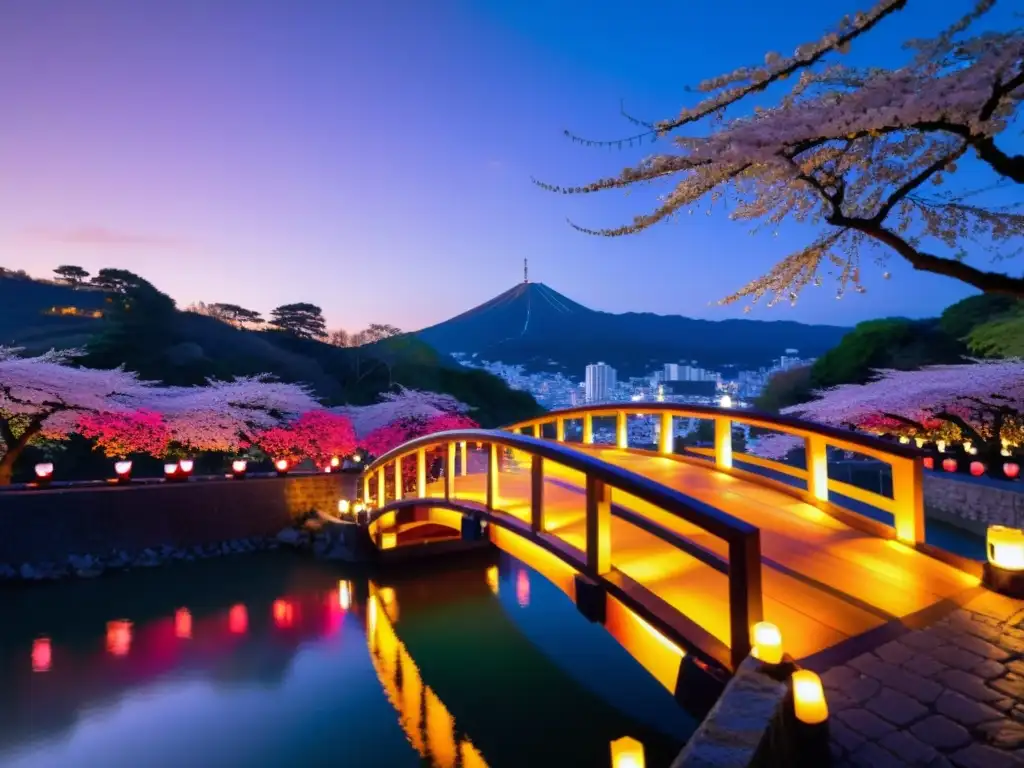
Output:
34 462 54 479
273 599 294 628
718 394 733 409
923 456 934 470
338 580 352 610
353 453 362 463
914 437 925 448
338 499 351 515
936 440 947 452
942 457 957 472
32 637 52 673
175 608 192 639
353 501 365 514
178 459 194 473
898 436 909 444
330 456 340 468
792 670 828 725
106 620 132 657
115 460 132 476
163 463 178 476
516 569 530 608
231 459 247 473
988 526 1024 571
970 461 986 477
752 621 783 665
610 736 645 768
963 441 973 454
486 565 499 595
381 532 397 550
1006 463 1021 479
229 604 248 634
275 458 289 472
379 586 396 606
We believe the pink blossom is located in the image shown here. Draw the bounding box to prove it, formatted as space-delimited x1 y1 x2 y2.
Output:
249 410 357 465
77 409 171 458
361 412 478 458
334 387 471 439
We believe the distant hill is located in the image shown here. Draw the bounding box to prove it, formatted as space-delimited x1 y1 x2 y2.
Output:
0 276 542 427
416 281 850 377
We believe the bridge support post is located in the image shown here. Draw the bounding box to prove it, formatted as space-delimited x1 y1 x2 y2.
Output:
728 529 763 669
616 411 628 450
487 444 499 510
585 476 611 576
659 412 673 454
393 457 403 501
446 443 456 500
714 417 733 470
891 456 925 544
530 455 544 532
416 448 427 498
583 414 594 445
805 435 829 502
555 418 565 442
573 573 606 623
459 442 467 476
531 423 540 438
377 468 386 505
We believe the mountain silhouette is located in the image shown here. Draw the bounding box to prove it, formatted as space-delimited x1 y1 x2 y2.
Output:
416 282 849 376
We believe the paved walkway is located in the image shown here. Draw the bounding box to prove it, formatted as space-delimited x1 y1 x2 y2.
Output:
823 591 1024 767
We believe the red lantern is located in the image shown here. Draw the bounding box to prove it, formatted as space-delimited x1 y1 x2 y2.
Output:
923 457 934 470
942 457 958 472
1005 462 1021 480
970 461 985 477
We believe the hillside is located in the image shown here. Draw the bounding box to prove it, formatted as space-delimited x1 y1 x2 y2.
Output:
0 276 542 427
417 281 850 377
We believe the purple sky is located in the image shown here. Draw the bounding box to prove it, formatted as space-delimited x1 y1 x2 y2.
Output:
0 0 1016 332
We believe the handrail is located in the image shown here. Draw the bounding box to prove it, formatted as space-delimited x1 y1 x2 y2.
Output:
360 428 763 669
505 403 925 546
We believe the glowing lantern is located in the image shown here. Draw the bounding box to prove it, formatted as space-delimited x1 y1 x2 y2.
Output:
338 580 352 610
178 459 194 475
486 565 499 595
898 436 909 444
792 670 828 725
163 463 179 479
114 460 133 482
942 457 957 472
34 462 54 481
718 394 733 409
352 453 362 463
923 457 934 470
272 599 294 628
1005 463 1021 480
175 608 192 639
988 526 1024 571
381 532 397 550
751 621 783 665
275 459 289 476
610 736 645 768
970 461 986 477
914 437 925 448
229 604 248 634
106 620 132 657
231 459 248 478
330 456 340 468
353 501 365 514
32 637 52 673
936 440 947 453
338 499 351 515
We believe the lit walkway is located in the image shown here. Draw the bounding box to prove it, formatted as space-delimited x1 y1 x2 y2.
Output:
422 447 979 662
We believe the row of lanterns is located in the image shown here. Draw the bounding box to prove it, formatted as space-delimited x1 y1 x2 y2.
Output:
921 455 1021 479
903 437 1021 480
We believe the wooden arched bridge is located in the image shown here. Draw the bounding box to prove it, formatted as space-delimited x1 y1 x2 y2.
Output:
357 404 980 694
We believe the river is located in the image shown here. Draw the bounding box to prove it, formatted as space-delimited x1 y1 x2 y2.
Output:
0 550 695 767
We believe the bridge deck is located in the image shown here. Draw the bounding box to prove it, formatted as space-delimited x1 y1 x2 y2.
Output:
418 447 979 661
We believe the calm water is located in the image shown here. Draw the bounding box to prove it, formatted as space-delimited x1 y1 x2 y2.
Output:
0 551 695 767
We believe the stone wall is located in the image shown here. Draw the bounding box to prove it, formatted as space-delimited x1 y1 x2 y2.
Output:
0 473 357 566
924 473 1024 535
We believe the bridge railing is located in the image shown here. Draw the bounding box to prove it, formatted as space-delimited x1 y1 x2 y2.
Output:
360 428 763 669
505 403 925 546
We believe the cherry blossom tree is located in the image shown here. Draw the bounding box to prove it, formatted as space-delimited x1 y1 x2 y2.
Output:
540 0 1024 305
249 410 357 466
0 347 158 483
77 409 171 458
334 387 472 439
751 360 1024 458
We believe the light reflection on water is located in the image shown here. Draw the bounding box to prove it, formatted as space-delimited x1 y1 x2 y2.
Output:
0 552 692 767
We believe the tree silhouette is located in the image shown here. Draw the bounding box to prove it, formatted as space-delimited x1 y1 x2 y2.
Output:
209 303 264 327
53 265 90 286
269 303 327 340
90 268 153 294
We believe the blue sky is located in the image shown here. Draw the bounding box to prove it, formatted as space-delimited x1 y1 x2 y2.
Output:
0 0 1017 331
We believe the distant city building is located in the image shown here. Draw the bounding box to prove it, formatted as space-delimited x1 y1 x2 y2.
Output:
585 362 617 403
661 380 717 399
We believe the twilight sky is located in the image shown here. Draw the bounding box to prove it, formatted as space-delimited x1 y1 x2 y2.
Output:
0 0 1017 332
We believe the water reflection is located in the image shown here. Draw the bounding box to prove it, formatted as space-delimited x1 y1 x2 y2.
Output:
0 551 691 767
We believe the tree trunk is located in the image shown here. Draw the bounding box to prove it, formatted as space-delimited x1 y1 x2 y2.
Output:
0 451 18 485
